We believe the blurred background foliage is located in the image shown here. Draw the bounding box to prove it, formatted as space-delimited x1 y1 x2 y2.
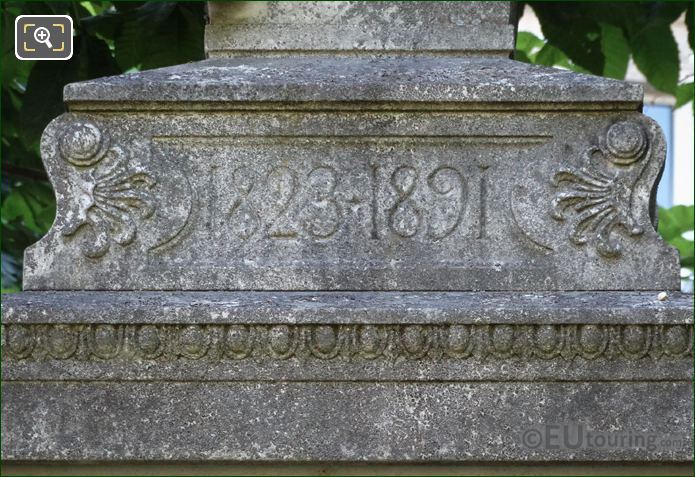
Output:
519 2 693 103
2 1 205 291
1 1 694 291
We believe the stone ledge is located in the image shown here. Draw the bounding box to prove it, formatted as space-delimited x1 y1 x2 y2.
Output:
3 462 694 476
62 57 643 107
3 291 692 325
3 292 692 382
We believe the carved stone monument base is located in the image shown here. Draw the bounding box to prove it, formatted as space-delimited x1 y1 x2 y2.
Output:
3 291 693 461
2 1 693 466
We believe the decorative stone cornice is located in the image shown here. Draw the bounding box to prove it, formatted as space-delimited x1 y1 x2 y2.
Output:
4 323 692 363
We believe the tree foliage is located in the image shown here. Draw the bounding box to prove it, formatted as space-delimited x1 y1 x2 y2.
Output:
519 2 693 99
659 205 695 269
1 1 205 291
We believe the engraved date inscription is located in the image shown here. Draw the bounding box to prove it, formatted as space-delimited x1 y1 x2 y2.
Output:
219 162 479 242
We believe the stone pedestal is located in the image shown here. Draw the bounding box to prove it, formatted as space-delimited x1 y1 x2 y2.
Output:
2 1 692 466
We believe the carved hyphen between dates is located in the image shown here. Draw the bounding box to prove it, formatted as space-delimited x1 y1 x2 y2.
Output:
224 162 473 242
52 119 658 263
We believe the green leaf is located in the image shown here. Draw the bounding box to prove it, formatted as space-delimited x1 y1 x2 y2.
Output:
514 49 532 64
658 205 694 268
534 43 566 67
112 2 147 13
2 190 39 233
83 34 120 78
516 31 545 55
79 1 112 17
649 3 690 27
670 236 695 268
521 40 590 75
44 2 72 15
1 182 55 234
675 82 694 108
658 205 694 241
630 22 680 95
529 3 604 75
81 9 122 40
599 22 629 80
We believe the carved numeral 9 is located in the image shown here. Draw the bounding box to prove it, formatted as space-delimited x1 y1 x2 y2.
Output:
386 165 466 239
427 166 466 240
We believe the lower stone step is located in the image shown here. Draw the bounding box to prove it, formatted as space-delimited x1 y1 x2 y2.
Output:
2 381 692 461
2 291 692 461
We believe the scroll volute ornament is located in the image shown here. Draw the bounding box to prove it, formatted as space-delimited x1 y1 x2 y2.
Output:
551 120 653 258
57 119 156 258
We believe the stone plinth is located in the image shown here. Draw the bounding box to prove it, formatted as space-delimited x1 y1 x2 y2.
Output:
205 1 516 57
25 58 677 291
2 0 693 467
3 291 693 460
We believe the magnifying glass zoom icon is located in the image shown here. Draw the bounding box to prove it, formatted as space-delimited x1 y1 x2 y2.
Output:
33 27 53 49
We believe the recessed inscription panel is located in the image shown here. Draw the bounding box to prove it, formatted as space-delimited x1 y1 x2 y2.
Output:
157 136 544 266
24 112 679 290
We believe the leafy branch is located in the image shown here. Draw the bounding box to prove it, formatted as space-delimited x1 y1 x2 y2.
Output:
518 2 694 109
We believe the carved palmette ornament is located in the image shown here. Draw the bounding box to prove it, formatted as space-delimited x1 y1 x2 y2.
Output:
551 121 650 257
58 120 157 258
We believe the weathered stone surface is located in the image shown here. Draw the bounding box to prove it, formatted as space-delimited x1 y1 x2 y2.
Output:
3 0 693 466
4 291 692 325
3 292 692 382
3 292 693 460
205 1 517 57
44 57 674 292
4 463 693 476
24 106 678 290
2 381 692 461
63 57 643 106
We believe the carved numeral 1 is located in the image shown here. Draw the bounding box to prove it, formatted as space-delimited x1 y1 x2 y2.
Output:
476 164 490 239
369 162 379 240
